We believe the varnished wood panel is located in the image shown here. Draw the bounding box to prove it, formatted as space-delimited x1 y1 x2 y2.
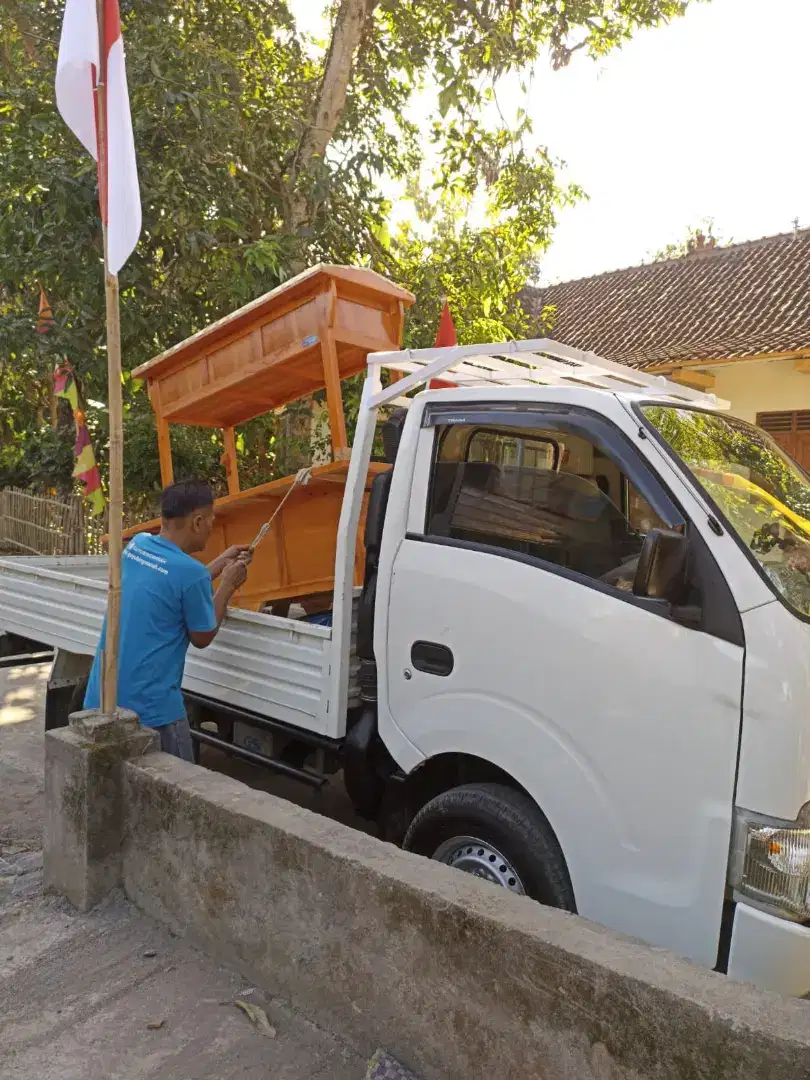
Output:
139 268 413 429
122 462 390 611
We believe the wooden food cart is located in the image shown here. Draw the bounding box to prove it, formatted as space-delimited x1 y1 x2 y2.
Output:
126 264 415 613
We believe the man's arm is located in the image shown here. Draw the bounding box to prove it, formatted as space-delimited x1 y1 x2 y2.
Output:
188 560 248 649
207 544 252 582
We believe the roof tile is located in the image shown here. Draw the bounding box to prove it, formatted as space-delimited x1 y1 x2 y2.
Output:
523 229 810 368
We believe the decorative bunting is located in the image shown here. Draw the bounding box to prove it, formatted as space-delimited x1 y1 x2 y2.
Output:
36 285 56 334
53 359 105 516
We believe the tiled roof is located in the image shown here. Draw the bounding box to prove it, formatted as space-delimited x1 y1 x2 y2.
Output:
523 229 810 369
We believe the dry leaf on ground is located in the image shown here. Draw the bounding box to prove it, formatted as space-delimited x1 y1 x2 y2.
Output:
234 999 277 1039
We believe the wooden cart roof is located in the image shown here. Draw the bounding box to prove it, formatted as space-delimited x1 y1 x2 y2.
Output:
132 264 415 382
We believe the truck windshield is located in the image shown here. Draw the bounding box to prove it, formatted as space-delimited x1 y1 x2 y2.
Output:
641 405 810 617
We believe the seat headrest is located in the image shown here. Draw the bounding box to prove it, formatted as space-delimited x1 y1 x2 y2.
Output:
382 408 407 463
462 461 500 491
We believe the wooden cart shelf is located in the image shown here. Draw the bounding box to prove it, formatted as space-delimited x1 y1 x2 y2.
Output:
127 264 414 610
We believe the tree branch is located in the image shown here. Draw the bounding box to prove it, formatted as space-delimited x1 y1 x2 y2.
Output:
285 0 378 236
0 0 43 62
455 0 495 34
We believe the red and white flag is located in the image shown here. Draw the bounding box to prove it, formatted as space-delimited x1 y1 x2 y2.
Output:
56 0 141 275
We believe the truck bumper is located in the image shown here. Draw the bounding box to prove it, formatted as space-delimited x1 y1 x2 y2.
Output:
728 901 810 997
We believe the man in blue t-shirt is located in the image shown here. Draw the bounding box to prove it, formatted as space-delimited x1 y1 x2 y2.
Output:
85 480 251 760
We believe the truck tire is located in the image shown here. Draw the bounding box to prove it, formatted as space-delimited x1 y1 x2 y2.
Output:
403 782 576 911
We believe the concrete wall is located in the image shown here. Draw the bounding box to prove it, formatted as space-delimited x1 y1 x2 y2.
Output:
707 358 810 423
121 753 810 1080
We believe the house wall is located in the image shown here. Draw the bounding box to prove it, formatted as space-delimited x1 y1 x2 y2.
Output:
709 358 810 424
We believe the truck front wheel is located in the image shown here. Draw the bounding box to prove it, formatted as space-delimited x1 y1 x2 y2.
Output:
403 782 576 911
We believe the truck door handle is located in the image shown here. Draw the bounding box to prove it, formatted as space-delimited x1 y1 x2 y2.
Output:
411 641 454 677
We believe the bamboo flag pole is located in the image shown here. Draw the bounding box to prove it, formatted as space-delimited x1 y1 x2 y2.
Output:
55 0 141 714
95 0 124 715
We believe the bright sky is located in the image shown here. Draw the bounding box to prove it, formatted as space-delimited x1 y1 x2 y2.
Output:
291 0 810 285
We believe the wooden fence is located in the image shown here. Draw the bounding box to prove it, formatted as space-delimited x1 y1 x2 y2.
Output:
0 488 106 556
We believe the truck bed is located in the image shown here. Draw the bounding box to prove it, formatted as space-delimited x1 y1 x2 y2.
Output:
0 555 358 737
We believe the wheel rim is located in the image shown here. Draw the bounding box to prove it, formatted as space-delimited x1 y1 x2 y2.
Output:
432 835 526 894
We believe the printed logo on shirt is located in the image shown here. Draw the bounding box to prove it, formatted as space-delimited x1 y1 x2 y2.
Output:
124 543 169 575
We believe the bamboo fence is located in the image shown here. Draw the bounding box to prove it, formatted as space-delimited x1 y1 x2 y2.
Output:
0 488 159 557
0 488 102 556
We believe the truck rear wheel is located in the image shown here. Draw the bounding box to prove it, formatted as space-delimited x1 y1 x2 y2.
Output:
402 782 576 911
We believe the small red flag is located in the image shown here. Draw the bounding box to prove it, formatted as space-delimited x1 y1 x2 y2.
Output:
429 299 458 390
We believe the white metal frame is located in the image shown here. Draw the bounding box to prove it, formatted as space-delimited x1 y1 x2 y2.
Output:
329 367 383 731
366 337 728 411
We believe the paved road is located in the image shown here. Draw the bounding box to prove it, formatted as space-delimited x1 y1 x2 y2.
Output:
0 665 379 1080
0 862 366 1080
0 664 48 853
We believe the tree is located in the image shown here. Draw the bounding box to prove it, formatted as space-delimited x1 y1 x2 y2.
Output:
1 0 697 499
652 218 725 261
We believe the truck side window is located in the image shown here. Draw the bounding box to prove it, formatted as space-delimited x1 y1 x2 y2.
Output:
427 423 665 591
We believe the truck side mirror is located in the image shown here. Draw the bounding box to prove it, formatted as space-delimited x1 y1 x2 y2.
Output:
633 528 688 602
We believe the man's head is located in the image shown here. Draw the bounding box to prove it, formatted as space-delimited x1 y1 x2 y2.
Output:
160 480 215 553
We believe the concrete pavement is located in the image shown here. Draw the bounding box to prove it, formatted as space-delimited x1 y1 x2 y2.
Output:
0 663 48 854
0 862 366 1079
0 664 376 1080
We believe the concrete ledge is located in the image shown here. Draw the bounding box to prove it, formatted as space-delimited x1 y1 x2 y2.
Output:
122 754 810 1080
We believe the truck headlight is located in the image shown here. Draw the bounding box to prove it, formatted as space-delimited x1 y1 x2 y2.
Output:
731 809 810 920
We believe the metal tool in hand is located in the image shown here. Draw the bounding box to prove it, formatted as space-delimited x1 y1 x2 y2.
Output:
249 467 313 552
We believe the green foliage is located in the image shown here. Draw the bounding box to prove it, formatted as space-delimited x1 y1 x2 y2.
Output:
0 424 74 493
1 0 697 500
643 404 810 613
393 167 582 349
652 218 724 261
645 405 810 520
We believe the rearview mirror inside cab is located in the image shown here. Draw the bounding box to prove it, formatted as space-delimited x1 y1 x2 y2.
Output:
633 528 688 603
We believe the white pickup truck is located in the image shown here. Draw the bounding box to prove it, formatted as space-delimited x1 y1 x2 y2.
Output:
3 339 810 998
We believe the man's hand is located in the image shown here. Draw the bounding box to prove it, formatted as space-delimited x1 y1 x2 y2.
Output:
193 549 251 649
221 558 248 591
223 544 252 564
208 545 252 581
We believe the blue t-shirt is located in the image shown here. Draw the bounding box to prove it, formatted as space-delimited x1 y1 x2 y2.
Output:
85 533 217 727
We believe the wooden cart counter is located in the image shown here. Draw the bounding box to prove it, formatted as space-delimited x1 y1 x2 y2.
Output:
128 263 413 610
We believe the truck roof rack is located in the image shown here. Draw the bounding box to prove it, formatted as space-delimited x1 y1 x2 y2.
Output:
366 338 728 412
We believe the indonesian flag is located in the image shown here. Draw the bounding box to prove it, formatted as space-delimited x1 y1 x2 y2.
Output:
55 0 141 275
429 299 459 390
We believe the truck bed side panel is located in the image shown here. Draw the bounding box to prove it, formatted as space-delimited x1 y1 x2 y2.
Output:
0 557 353 737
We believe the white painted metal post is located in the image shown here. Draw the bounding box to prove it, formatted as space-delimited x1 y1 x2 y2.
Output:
328 369 382 736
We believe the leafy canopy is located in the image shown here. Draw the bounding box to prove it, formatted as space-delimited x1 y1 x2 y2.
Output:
0 0 697 497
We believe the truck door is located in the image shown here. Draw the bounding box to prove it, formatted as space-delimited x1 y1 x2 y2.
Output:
380 402 744 967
